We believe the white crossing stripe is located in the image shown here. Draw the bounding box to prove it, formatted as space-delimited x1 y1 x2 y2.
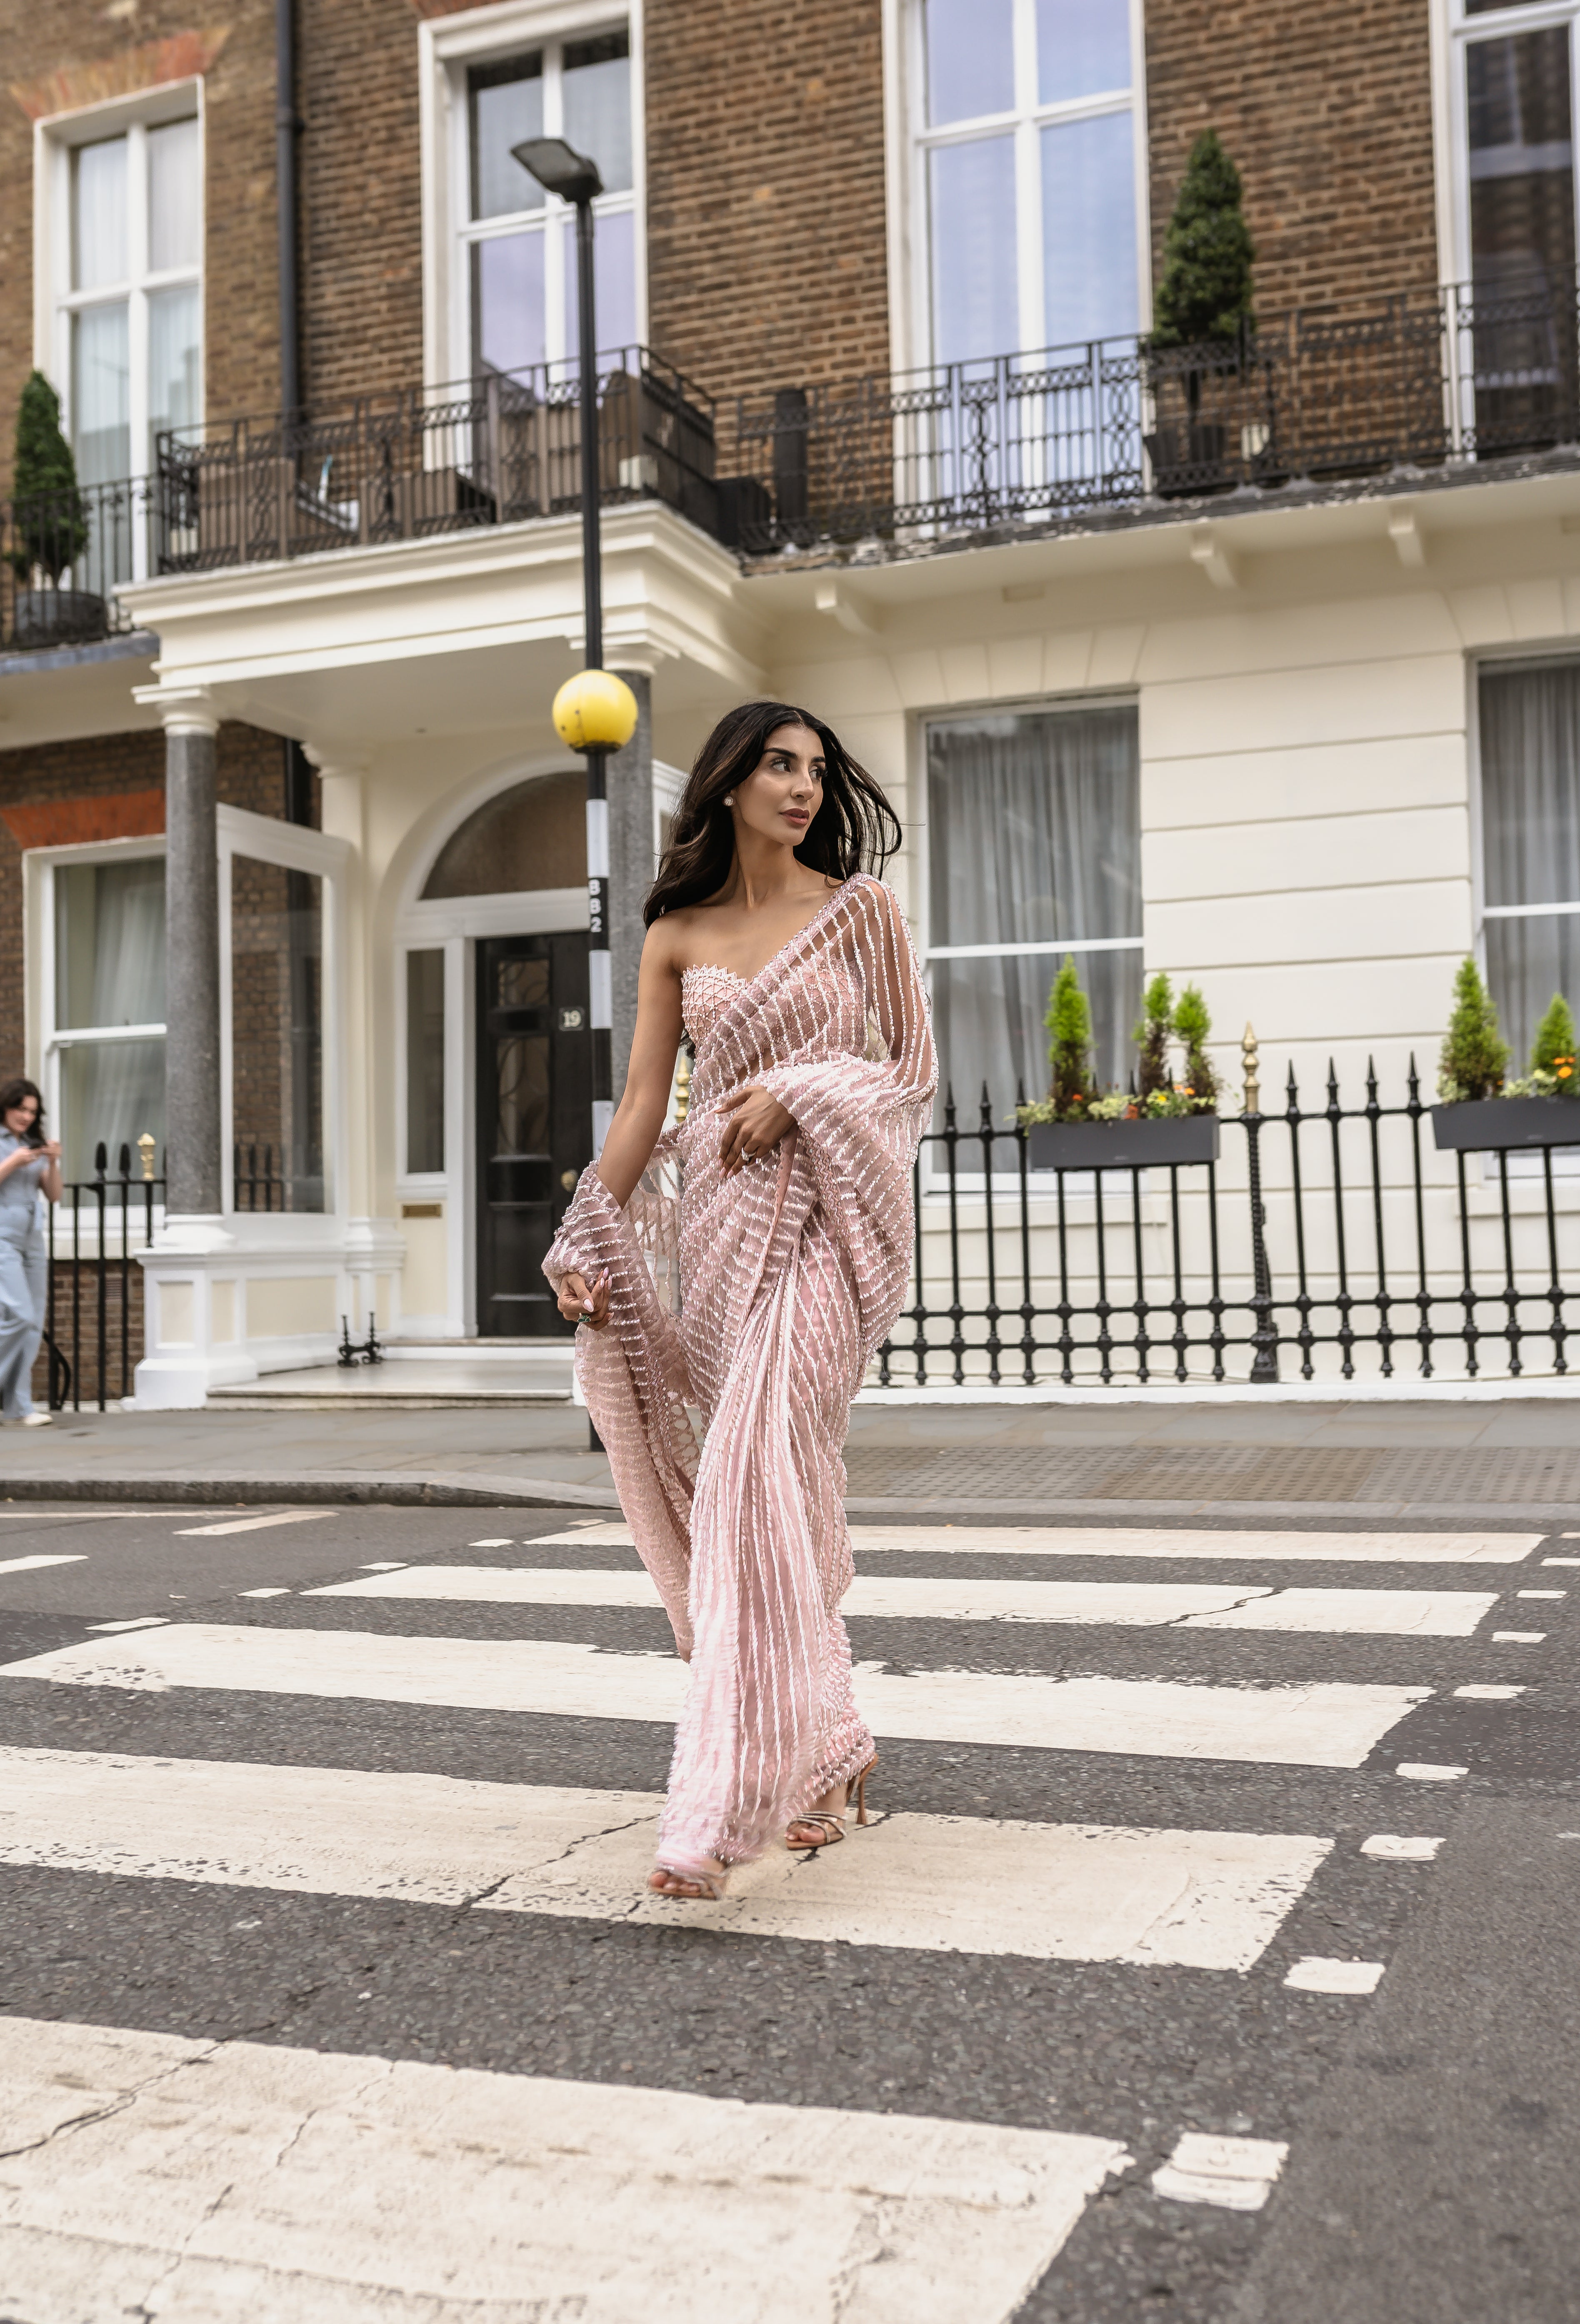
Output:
1361 1834 1443 1859
1284 1957 1385 1994
535 1524 1539 1564
0 1749 1329 1972
172 1510 335 1537
309 1565 1500 1637
0 2014 1129 2324
1153 2132 1288 2212
0 1624 1430 1769
1396 1762 1466 1781
0 1556 85 1577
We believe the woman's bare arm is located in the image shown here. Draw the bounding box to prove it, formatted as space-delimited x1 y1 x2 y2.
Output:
595 921 685 1210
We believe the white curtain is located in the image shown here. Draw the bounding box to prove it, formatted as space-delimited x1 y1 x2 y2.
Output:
55 860 166 1180
1480 658 1580 1069
926 704 1141 1115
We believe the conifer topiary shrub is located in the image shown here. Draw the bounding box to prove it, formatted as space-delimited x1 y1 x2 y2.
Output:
10 371 87 585
1437 956 1509 1102
1043 955 1095 1120
1150 131 1256 352
1430 960 1580 1149
1147 131 1258 493
1172 982 1222 1111
1136 972 1173 1098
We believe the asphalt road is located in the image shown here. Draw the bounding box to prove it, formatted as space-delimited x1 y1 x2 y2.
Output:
0 1499 1575 2321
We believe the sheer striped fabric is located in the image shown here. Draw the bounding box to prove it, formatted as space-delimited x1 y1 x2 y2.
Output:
543 875 936 1876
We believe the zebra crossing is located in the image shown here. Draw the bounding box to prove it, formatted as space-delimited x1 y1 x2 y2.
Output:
0 1505 1555 2322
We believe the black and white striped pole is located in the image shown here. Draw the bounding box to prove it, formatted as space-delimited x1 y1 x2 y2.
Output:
513 134 638 1165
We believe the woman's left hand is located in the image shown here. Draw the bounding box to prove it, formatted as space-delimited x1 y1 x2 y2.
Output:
718 1085 795 1175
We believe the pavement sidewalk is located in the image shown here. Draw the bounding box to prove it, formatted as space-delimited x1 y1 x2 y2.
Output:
5 1390 1580 1522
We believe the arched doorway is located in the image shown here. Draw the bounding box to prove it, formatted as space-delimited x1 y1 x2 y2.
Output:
417 770 589 1338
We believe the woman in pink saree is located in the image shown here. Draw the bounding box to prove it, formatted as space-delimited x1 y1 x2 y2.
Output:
544 701 935 1899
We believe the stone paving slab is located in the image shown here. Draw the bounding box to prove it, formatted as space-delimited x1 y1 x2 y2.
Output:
3 1395 1580 1519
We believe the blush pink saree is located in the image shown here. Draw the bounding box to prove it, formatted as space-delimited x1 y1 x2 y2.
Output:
543 875 936 1879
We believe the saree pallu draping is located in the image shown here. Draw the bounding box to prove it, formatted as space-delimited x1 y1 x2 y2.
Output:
543 875 936 1877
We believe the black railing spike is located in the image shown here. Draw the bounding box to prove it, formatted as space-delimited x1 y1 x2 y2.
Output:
1407 1052 1420 1100
1285 1059 1300 1111
93 1141 107 1177
1016 1076 1027 1106
1326 1059 1341 1110
1366 1056 1379 1103
118 1142 130 1177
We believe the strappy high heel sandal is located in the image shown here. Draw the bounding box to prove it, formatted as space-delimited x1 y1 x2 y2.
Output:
648 1863 729 1900
785 1754 878 1851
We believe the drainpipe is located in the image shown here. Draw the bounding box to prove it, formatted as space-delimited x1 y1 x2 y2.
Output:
276 0 300 423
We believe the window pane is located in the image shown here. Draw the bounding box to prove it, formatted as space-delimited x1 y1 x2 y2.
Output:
564 30 632 194
55 858 166 1031
470 55 545 220
58 1038 166 1184
1467 29 1575 299
471 230 546 376
149 283 201 458
1036 0 1131 104
1041 111 1138 344
72 137 126 290
564 207 637 357
925 0 1014 125
422 772 585 898
231 857 325 1213
148 117 200 271
1480 660 1580 909
71 302 130 484
406 950 446 1174
1486 915 1580 1080
927 706 1141 1102
930 136 1018 364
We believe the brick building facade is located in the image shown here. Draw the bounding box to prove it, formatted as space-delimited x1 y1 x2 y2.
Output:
3 0 1579 1403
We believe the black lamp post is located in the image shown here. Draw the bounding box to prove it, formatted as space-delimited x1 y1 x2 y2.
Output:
510 132 635 1162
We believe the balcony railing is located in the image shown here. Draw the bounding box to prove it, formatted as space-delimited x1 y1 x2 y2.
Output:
3 285 1577 650
154 348 716 574
717 276 1580 552
0 476 151 653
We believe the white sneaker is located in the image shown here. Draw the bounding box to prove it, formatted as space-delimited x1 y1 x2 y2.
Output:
20 1411 53 1428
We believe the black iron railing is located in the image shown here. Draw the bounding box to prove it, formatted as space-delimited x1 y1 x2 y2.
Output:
153 348 717 573
880 1058 1580 1388
721 277 1580 552
0 477 152 652
44 1142 164 1412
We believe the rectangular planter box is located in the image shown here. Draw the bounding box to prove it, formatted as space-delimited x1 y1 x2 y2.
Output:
1430 1097 1580 1151
1026 1114 1221 1171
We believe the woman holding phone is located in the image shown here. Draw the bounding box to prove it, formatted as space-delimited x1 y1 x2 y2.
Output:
0 1078 62 1427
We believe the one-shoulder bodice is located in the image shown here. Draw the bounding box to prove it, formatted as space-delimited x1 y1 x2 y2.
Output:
679 962 748 1048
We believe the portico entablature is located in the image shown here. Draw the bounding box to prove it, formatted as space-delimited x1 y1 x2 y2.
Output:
119 502 770 749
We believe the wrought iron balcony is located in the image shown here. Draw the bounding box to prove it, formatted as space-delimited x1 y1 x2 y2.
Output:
154 348 716 574
3 287 1577 653
715 277 1580 554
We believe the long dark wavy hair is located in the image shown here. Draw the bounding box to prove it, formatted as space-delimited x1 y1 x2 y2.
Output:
643 700 901 927
0 1077 45 1143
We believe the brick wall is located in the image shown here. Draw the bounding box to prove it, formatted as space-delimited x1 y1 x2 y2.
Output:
0 721 311 1086
298 0 425 409
31 1248 148 1412
1144 0 1440 318
644 0 890 406
0 6 278 457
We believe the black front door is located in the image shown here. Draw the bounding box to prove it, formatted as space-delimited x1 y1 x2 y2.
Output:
475 933 592 1337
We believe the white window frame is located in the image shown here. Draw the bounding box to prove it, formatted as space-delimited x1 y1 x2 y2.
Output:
22 835 168 1209
418 0 647 392
218 806 351 1227
915 692 1145 1190
1435 0 1580 292
886 0 1151 374
32 80 204 579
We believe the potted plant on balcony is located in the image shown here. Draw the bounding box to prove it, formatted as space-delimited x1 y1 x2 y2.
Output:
1430 959 1580 1148
7 371 103 649
1144 132 1260 498
1018 963 1223 1168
